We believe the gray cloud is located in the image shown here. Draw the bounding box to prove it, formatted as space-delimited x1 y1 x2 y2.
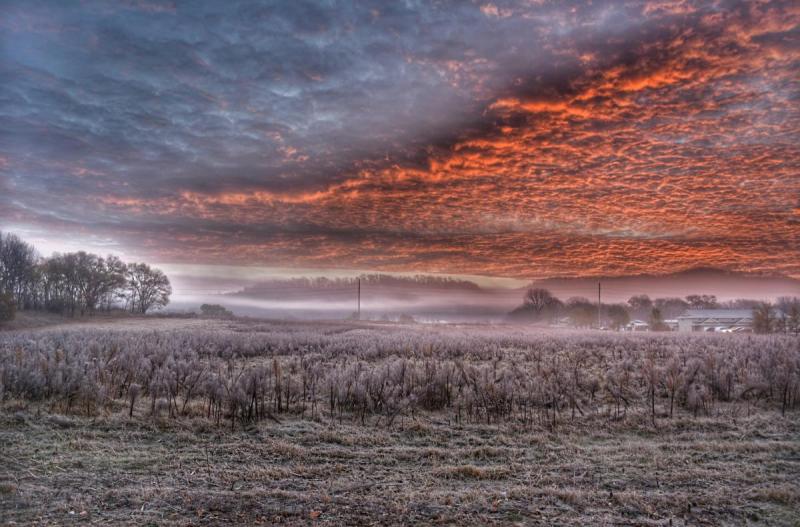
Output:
1 0 798 277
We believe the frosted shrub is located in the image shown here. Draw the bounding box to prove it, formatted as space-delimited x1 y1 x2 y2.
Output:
0 323 798 429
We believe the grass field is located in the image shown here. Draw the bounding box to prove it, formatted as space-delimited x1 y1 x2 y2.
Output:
1 317 799 525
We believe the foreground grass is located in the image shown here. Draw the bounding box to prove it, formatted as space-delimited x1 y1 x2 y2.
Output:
1 410 798 526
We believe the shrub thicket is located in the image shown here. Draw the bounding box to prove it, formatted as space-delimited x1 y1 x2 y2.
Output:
1 323 797 429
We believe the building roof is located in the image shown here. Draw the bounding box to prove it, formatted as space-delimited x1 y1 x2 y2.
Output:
677 309 753 320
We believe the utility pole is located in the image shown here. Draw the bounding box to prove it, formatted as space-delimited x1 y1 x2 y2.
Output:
357 278 361 320
597 281 602 329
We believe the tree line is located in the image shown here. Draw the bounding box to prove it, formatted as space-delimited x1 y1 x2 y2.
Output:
236 273 481 298
0 231 171 321
510 287 800 334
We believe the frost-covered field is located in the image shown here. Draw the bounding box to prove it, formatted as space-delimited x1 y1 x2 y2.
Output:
1 318 798 525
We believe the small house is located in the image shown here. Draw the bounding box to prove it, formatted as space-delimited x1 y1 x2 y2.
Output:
624 319 650 332
676 309 753 332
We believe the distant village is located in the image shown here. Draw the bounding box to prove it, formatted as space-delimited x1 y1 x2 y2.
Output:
509 289 800 334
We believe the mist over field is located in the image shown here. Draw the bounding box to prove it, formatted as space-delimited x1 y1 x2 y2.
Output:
164 268 800 321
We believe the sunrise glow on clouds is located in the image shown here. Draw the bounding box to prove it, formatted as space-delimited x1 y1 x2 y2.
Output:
1 1 798 278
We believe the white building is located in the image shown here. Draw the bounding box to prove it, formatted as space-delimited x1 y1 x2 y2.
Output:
676 309 753 332
624 319 650 332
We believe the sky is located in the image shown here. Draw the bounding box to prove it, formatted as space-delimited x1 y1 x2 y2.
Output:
1 0 798 282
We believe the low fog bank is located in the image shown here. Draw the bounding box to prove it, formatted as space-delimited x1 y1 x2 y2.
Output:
165 268 800 323
168 289 519 322
166 273 521 322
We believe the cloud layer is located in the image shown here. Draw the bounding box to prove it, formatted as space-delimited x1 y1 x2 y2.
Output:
1 0 798 278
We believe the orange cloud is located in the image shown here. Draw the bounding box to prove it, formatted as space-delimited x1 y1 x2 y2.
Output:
81 3 800 279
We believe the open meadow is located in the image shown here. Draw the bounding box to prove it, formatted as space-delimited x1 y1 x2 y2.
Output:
1 317 799 525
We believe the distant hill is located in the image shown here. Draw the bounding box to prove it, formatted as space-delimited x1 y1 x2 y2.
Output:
214 273 513 320
530 268 800 303
231 274 481 301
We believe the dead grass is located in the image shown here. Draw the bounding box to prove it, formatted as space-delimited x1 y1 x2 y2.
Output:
1 410 798 526
432 464 511 480
750 485 800 506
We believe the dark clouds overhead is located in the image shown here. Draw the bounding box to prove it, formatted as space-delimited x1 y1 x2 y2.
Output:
1 0 798 278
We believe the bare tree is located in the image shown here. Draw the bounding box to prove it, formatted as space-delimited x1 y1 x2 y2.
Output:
685 294 718 309
775 297 800 335
606 304 630 330
654 297 689 319
752 302 774 334
0 232 38 309
100 255 128 311
125 263 172 314
0 291 15 322
627 295 652 319
522 287 562 322
789 303 800 336
649 307 669 331
565 297 596 328
74 252 127 314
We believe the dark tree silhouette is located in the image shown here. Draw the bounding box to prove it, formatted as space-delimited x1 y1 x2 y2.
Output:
0 291 15 322
1 232 172 317
522 288 562 322
752 302 775 334
126 263 172 314
0 232 37 308
566 297 597 328
685 294 718 309
649 308 668 331
200 304 233 318
606 304 631 330
627 295 653 319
